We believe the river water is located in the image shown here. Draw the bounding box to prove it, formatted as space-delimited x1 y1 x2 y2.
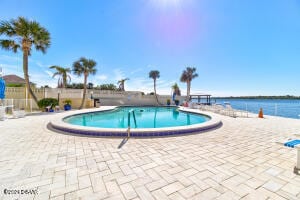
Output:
210 98 300 119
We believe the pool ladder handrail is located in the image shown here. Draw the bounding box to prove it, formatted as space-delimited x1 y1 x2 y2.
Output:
127 109 137 137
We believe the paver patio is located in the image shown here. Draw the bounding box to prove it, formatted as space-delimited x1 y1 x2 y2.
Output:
0 107 300 199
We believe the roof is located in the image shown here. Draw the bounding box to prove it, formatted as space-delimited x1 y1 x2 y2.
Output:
3 74 25 84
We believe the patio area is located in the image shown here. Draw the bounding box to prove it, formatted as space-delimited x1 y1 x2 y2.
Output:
0 107 300 200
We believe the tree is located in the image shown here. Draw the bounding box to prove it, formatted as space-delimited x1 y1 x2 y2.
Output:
73 57 97 109
172 83 181 96
66 83 84 89
87 82 93 89
98 84 117 90
149 70 160 105
180 67 198 101
0 17 50 105
49 65 71 88
117 78 129 91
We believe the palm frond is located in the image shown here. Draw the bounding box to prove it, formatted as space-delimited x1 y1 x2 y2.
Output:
72 61 84 76
52 72 60 78
73 57 97 76
0 39 20 53
0 20 16 36
32 22 50 54
13 17 30 37
180 67 198 82
67 75 71 83
149 70 160 80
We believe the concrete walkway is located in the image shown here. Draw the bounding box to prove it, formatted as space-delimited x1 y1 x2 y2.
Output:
0 108 300 199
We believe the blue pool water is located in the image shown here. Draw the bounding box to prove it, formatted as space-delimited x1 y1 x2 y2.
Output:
64 107 210 128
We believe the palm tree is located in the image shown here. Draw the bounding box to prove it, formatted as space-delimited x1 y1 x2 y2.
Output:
72 57 97 109
118 78 129 91
149 70 160 105
171 83 181 96
180 67 198 101
0 17 50 105
49 65 71 88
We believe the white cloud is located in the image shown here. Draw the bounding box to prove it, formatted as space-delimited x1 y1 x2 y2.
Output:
0 63 20 73
130 68 143 74
84 74 108 86
28 58 50 70
45 70 53 78
146 64 157 69
69 74 83 83
124 76 179 95
0 55 21 62
97 75 107 81
113 68 126 81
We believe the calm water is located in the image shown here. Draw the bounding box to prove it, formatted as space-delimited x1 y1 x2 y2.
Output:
211 98 300 119
64 107 210 128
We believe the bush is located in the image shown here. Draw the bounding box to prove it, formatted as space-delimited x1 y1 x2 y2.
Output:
6 83 24 87
99 84 117 90
63 99 72 105
37 98 58 109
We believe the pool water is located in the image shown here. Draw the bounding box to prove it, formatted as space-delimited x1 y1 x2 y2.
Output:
64 107 210 128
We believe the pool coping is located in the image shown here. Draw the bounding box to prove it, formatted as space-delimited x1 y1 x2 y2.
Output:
49 106 222 137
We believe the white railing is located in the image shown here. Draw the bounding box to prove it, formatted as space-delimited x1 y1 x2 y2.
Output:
1 99 38 112
241 103 300 119
210 99 300 119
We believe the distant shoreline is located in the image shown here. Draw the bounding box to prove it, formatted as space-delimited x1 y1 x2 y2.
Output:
213 95 300 100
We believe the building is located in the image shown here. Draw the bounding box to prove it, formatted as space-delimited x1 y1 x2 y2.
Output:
3 74 35 87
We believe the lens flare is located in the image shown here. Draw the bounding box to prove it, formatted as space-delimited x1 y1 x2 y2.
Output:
142 0 197 49
149 0 182 9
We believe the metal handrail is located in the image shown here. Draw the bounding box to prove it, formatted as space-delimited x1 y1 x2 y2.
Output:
127 109 137 137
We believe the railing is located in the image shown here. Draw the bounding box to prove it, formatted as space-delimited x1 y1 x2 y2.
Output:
127 109 137 137
211 99 300 119
1 98 38 112
235 103 300 119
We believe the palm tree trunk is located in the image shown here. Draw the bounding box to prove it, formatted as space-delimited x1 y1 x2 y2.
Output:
187 81 191 101
79 74 87 109
154 79 160 105
63 74 66 88
23 50 39 105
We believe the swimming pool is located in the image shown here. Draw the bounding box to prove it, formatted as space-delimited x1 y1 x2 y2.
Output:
64 107 210 128
50 106 222 137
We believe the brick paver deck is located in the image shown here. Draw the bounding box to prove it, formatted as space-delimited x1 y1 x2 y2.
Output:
1 108 300 199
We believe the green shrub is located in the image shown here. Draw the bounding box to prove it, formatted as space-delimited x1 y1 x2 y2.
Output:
37 98 58 109
6 83 24 87
63 99 72 105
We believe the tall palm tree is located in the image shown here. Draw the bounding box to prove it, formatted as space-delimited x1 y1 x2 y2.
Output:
180 67 198 101
149 70 160 105
118 78 129 91
73 57 97 109
49 65 71 88
0 17 50 105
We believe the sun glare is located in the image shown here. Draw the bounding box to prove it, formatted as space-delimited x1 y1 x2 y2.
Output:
150 0 182 8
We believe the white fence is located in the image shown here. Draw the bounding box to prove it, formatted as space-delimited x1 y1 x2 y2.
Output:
3 87 187 111
1 99 37 112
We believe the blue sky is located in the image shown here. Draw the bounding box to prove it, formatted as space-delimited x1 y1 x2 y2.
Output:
0 0 300 96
